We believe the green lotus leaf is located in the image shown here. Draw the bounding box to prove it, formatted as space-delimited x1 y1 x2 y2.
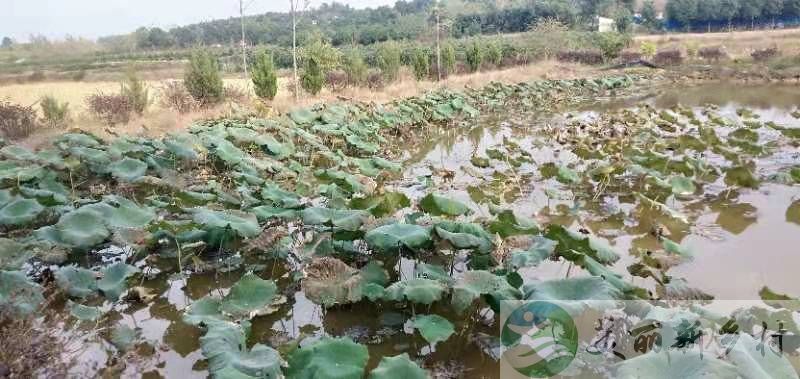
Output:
261 183 303 209
289 109 318 125
669 175 696 196
350 192 410 217
250 206 299 221
791 167 800 183
109 157 148 182
201 321 284 379
191 208 261 238
524 276 622 301
0 161 43 181
727 333 799 379
0 189 11 207
301 207 368 231
758 286 800 311
111 324 138 352
471 156 490 168
557 165 580 184
314 169 364 193
220 273 280 319
419 193 470 216
83 196 155 229
0 270 44 316
0 238 31 270
412 314 455 346
488 210 540 238
47 208 111 249
452 270 522 313
369 353 428 379
614 350 736 378
183 296 227 326
56 133 102 148
0 145 37 161
68 300 103 321
54 265 98 298
572 251 646 297
365 223 433 253
0 198 44 226
434 221 493 253
416 263 454 285
302 257 388 308
346 134 379 153
212 139 250 165
508 236 557 269
725 165 760 189
384 278 447 305
544 224 620 264
287 336 368 379
97 262 140 301
163 133 202 160
787 201 800 225
662 237 693 258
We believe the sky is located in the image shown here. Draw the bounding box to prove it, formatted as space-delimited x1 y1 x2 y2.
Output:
1 0 398 42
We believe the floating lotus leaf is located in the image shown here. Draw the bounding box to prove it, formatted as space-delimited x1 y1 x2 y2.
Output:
524 276 622 301
508 236 557 269
488 209 539 238
191 208 261 238
787 201 800 226
434 221 493 253
669 175 696 196
286 337 369 379
416 263 454 285
55 265 98 298
220 273 280 318
111 324 138 352
0 270 44 316
97 262 140 301
662 237 693 258
725 165 760 189
384 278 447 305
261 183 303 209
314 169 364 193
68 300 103 321
300 207 368 231
302 257 388 307
350 192 410 217
250 206 299 221
200 321 284 379
758 286 800 311
183 296 227 326
572 251 646 298
544 225 620 264
46 208 111 249
412 314 455 346
0 198 44 226
365 223 433 253
613 351 736 378
369 354 428 379
0 238 31 270
557 166 580 184
109 157 148 182
83 196 155 229
419 193 470 216
452 270 522 313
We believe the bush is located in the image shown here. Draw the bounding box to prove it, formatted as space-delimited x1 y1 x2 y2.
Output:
556 50 604 65
699 46 727 62
752 47 779 62
120 70 149 115
251 51 278 100
411 48 430 81
39 95 69 128
640 41 657 58
442 43 456 77
653 49 684 66
301 57 324 95
466 42 483 72
377 41 402 82
160 81 198 113
342 49 368 87
485 42 502 67
86 93 133 126
0 101 41 140
325 70 348 91
366 69 385 90
594 32 630 61
184 50 224 106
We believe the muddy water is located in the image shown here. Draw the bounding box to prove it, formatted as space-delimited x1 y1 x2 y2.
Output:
77 84 800 378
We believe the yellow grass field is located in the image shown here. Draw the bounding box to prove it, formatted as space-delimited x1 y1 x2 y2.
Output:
635 27 800 58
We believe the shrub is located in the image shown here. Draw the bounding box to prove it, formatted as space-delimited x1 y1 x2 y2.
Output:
39 95 69 128
466 42 483 72
752 47 779 62
485 42 502 67
120 70 149 115
556 51 604 65
411 48 430 81
184 50 224 106
442 43 456 76
595 32 630 61
86 93 133 126
684 42 699 59
653 49 684 66
160 81 198 113
0 101 41 140
343 50 368 87
325 70 348 91
301 57 324 95
640 41 657 58
251 51 278 100
366 69 385 90
377 41 402 82
699 46 727 62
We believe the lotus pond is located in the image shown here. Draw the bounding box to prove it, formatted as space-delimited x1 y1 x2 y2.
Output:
1 77 800 378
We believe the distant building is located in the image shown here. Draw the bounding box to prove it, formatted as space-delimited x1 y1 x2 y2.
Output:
598 16 616 32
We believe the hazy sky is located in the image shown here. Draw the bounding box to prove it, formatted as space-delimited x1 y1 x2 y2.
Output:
2 0 398 42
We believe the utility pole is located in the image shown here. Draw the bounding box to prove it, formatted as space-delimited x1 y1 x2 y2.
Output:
240 0 248 79
436 0 442 81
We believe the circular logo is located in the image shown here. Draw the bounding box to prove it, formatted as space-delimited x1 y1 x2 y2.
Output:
501 301 578 378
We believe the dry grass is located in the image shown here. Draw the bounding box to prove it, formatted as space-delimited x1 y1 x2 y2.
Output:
2 61 591 147
635 27 800 58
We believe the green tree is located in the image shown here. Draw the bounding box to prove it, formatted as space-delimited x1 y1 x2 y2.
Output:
442 43 456 76
719 0 742 30
666 0 699 30
786 0 800 18
1 37 12 49
739 0 762 29
184 50 224 105
301 56 324 95
763 0 785 26
343 49 368 86
120 69 149 115
595 32 630 61
614 7 634 33
39 95 69 128
377 41 402 82
251 50 278 100
411 48 431 80
466 42 483 72
640 1 662 32
697 0 723 32
485 41 502 67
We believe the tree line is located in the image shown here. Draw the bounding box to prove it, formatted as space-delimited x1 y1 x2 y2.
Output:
663 0 800 31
